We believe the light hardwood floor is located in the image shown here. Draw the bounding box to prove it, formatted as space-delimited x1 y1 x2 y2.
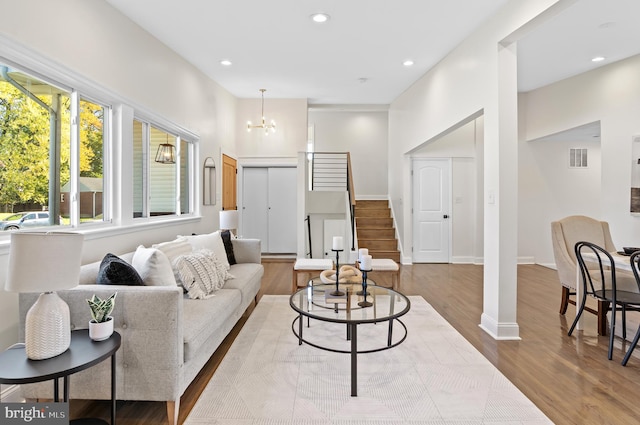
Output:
71 260 640 424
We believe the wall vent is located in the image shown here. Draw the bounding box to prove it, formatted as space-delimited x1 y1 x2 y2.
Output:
569 148 588 168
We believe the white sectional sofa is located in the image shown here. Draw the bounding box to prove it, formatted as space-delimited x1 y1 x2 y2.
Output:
18 236 263 425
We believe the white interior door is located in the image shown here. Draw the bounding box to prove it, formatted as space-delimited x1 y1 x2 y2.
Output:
242 168 268 244
323 219 345 260
413 158 451 263
267 167 297 253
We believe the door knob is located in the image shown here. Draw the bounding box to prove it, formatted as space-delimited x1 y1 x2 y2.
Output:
443 214 449 219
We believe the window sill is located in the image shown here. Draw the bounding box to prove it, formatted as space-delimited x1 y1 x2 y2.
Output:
0 215 202 256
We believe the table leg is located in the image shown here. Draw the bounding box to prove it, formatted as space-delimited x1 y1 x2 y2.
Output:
350 323 357 397
54 378 59 403
111 353 116 425
298 314 303 345
63 376 69 402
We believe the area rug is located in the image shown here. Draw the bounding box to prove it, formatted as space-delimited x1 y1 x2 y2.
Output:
185 295 553 424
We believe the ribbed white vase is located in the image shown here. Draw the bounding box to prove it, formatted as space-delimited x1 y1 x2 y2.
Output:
25 292 71 360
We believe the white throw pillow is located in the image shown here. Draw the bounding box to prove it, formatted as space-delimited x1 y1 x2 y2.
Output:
132 245 176 287
175 249 234 299
181 231 230 270
152 238 193 284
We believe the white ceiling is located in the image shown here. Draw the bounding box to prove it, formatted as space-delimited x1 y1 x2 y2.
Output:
105 0 640 104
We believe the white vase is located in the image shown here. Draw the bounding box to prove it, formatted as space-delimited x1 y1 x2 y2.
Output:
89 316 114 341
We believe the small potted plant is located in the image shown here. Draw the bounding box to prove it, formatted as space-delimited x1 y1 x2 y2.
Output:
87 293 117 341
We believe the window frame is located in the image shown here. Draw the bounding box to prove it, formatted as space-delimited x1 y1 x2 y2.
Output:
0 36 201 246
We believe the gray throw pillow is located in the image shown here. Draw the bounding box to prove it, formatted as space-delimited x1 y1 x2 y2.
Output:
97 253 144 286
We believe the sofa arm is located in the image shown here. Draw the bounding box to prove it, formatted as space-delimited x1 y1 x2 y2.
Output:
232 238 261 264
18 284 185 402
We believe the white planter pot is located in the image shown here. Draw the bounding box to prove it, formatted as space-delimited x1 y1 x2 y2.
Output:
89 316 114 341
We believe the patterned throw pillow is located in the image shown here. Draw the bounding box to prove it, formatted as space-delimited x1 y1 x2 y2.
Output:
97 253 144 286
174 249 234 299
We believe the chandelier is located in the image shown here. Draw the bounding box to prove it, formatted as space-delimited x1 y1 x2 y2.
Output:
247 89 276 135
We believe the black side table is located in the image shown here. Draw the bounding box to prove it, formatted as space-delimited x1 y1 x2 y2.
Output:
0 330 121 425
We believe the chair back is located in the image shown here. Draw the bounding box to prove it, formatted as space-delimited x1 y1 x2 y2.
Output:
551 215 616 289
628 251 640 293
575 241 617 301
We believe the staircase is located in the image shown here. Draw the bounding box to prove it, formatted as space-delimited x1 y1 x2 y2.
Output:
355 200 400 262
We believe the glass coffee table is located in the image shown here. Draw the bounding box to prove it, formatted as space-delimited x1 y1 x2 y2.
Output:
289 280 410 396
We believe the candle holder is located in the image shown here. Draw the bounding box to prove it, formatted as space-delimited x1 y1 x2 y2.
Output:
330 249 345 296
358 269 373 307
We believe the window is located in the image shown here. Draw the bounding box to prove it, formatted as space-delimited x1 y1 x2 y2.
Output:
1 52 197 235
0 64 69 229
0 63 109 231
133 119 194 218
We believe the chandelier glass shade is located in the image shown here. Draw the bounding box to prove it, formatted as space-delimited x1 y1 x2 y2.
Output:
247 89 276 135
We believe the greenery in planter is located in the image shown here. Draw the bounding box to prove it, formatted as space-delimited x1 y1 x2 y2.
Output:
87 293 117 323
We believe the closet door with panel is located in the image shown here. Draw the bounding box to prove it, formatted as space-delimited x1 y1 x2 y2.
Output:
242 167 297 253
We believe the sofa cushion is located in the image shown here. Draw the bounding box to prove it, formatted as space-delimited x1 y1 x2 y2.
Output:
97 253 144 286
182 288 241 362
181 231 230 270
132 245 176 287
175 249 233 299
224 263 263 305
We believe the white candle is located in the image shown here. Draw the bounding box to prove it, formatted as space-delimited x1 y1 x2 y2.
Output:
358 248 368 262
332 236 343 251
360 254 372 270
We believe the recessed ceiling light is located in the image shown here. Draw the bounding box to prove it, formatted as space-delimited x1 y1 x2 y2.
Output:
403 60 414 67
220 59 232 66
591 56 605 62
311 13 330 23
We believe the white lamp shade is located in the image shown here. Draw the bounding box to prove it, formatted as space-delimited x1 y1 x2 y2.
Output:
5 232 84 293
219 210 239 230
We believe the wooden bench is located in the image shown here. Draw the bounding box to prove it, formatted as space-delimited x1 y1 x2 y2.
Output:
367 258 401 291
292 258 334 293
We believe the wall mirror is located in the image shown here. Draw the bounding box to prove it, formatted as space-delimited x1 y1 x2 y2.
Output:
203 157 216 205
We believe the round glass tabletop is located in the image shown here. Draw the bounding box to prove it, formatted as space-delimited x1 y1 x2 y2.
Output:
289 281 410 324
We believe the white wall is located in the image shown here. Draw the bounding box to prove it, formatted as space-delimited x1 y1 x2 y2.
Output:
236 98 308 159
388 0 561 339
308 110 389 198
0 0 237 349
519 54 640 266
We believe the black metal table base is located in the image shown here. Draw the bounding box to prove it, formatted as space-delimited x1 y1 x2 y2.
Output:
292 315 408 396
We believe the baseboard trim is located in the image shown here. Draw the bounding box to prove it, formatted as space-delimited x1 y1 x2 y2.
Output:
451 256 475 264
479 313 521 340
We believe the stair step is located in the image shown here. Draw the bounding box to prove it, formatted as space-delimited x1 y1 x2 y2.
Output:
355 208 390 218
368 250 400 262
358 239 398 250
357 228 395 239
356 217 393 228
355 200 389 209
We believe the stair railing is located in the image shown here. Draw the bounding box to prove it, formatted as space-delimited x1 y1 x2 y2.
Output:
346 153 356 251
308 151 356 252
305 215 312 258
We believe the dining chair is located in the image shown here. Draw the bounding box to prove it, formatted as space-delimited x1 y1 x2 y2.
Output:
622 251 640 366
551 216 617 335
570 241 640 361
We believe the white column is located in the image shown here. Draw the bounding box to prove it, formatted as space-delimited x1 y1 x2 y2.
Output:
480 41 520 340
